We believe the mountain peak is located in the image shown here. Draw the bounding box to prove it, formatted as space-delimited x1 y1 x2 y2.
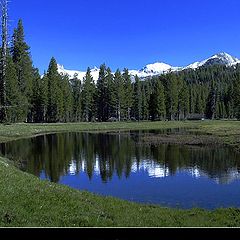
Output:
184 52 240 70
210 52 239 65
141 62 172 73
57 52 240 81
214 52 230 56
203 52 240 67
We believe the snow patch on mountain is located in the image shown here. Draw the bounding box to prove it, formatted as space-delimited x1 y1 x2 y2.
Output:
129 62 181 78
183 52 240 70
57 52 240 81
57 64 100 82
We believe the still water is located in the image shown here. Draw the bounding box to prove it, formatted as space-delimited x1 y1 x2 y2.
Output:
1 131 240 209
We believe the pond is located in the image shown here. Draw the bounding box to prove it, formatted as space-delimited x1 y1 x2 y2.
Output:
1 130 240 209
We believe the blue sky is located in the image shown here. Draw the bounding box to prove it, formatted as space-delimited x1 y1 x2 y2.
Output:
9 0 240 73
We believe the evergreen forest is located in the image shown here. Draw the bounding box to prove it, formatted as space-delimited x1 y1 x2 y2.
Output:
1 19 240 123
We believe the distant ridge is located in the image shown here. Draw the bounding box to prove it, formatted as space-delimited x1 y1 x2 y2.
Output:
57 52 240 81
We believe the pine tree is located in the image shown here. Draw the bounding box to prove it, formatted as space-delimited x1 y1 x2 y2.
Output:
178 80 189 120
189 85 196 114
113 69 125 121
105 67 114 119
96 64 109 122
165 74 178 120
206 82 217 119
56 77 64 122
11 19 35 122
72 73 82 122
108 71 117 119
195 92 204 114
226 83 234 119
31 68 46 123
41 73 49 122
61 75 73 122
233 74 240 120
45 57 62 123
5 54 23 122
122 68 133 120
133 75 142 121
141 85 149 120
82 68 96 122
150 80 166 121
142 81 151 120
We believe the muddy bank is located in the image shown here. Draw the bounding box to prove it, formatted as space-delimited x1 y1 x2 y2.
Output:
137 132 223 147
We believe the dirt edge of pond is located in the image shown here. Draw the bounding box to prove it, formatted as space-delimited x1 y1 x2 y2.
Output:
137 133 223 147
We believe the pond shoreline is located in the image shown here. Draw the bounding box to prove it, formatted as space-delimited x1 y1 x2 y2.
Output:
5 130 239 210
137 132 224 147
1 121 240 227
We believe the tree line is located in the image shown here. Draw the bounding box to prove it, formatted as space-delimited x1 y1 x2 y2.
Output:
1 20 240 123
26 57 240 123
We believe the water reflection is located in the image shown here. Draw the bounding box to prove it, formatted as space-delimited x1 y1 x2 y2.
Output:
1 131 240 184
3 130 240 209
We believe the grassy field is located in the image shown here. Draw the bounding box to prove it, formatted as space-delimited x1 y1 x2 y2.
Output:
1 120 240 227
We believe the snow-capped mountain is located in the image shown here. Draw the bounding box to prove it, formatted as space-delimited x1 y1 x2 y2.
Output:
57 62 176 81
129 62 180 78
57 52 240 81
57 64 100 82
183 52 240 70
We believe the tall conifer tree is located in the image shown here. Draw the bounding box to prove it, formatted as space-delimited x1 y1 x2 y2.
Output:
133 75 142 121
96 64 108 122
5 54 23 122
178 80 189 119
31 68 46 123
113 69 125 121
61 75 73 122
82 68 96 122
233 74 240 119
150 80 166 121
206 82 217 120
122 68 133 120
165 74 178 120
11 19 35 121
45 57 62 123
72 73 82 122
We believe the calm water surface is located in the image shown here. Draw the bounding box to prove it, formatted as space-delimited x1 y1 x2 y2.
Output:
1 130 240 209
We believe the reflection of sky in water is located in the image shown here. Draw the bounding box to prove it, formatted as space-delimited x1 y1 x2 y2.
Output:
60 159 240 210
68 158 240 184
64 157 240 210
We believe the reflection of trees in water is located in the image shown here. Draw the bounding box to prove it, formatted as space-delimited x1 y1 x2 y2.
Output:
1 132 240 184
